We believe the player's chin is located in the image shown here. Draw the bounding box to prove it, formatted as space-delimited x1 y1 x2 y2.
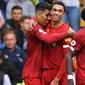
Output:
53 19 59 22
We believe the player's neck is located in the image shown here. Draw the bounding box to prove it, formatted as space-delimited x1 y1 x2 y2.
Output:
52 20 63 28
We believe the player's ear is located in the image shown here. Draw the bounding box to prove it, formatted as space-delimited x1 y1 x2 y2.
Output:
36 11 42 19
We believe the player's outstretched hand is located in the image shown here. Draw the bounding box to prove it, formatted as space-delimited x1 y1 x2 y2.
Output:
68 27 75 37
26 19 37 31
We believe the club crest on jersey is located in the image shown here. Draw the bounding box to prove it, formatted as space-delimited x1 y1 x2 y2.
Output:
39 29 47 34
71 40 76 46
51 43 56 47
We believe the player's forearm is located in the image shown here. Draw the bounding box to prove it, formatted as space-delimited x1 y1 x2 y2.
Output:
35 30 68 44
55 49 73 81
56 59 66 80
66 49 73 75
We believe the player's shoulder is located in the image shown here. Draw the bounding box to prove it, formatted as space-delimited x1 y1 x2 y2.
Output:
60 23 69 31
33 24 42 30
71 28 85 46
73 28 85 43
30 24 43 35
75 28 85 37
62 23 69 29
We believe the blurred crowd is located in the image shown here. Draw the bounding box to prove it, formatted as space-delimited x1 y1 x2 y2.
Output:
0 0 85 85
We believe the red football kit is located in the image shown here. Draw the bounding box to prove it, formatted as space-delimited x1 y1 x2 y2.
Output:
57 28 85 85
42 23 71 85
70 28 85 85
22 24 69 85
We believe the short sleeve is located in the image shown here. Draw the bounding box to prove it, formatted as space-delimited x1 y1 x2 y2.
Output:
32 24 43 35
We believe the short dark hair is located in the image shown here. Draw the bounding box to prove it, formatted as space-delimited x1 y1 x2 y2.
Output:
52 1 66 12
35 1 51 12
81 8 85 21
20 16 31 22
12 5 22 12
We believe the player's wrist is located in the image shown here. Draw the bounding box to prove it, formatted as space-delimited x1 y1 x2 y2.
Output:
68 30 74 37
68 75 73 80
68 31 71 37
68 31 72 37
54 77 59 81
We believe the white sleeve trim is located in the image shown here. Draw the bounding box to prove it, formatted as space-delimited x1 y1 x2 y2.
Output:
68 75 73 80
38 29 47 34
43 32 47 34
63 45 70 48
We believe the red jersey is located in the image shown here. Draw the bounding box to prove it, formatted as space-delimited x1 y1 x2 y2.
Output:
22 24 68 79
70 28 85 84
43 23 70 69
22 25 43 79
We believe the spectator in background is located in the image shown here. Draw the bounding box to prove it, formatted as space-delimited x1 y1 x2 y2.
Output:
0 50 22 85
53 0 80 32
6 0 35 19
0 0 8 19
5 6 24 48
0 10 5 28
0 71 11 85
0 10 5 49
2 29 26 84
20 16 31 51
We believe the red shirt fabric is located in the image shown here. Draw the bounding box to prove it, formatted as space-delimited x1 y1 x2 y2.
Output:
22 24 68 79
43 23 69 69
70 28 85 84
22 25 43 79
